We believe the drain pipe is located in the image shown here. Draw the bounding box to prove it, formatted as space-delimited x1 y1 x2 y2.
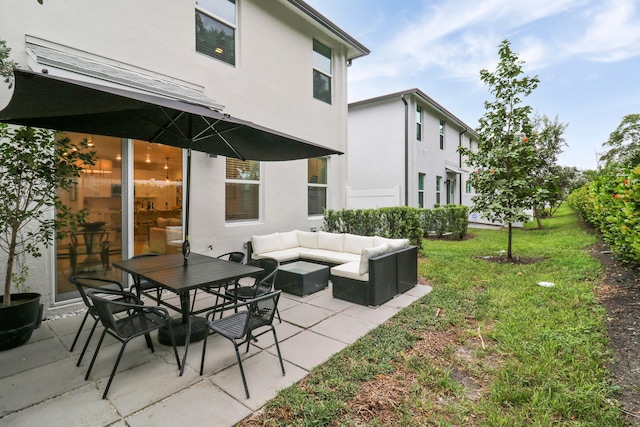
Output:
458 128 467 204
401 94 409 206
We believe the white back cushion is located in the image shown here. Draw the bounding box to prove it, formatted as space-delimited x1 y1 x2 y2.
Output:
359 243 389 275
318 231 344 252
279 230 300 249
295 230 318 249
343 233 375 254
251 232 282 254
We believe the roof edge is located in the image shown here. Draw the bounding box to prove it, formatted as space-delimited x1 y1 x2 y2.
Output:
349 88 479 137
287 0 370 60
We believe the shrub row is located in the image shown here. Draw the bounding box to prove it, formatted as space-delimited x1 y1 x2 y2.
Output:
323 205 469 247
568 166 640 267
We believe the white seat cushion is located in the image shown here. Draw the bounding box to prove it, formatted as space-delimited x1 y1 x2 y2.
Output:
343 233 376 254
279 231 299 250
251 232 282 254
252 249 301 262
318 231 344 252
295 230 319 249
331 262 368 281
359 243 389 275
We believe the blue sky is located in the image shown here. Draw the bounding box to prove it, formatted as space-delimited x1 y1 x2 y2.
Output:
305 0 640 170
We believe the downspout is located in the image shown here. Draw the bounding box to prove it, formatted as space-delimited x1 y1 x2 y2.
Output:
401 95 409 206
458 128 467 205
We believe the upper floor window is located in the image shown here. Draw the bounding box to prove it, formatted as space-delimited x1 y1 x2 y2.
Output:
225 158 260 221
196 0 236 66
308 157 328 216
416 106 422 141
418 173 425 208
313 39 332 104
439 120 445 150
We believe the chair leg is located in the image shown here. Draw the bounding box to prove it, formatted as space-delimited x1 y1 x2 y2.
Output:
233 343 250 399
272 327 286 376
190 289 198 312
76 319 99 367
200 327 211 375
85 329 108 380
70 311 91 352
144 332 154 352
166 322 181 370
102 341 129 399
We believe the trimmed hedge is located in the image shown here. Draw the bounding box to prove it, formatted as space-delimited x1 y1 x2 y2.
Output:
568 166 640 267
323 205 470 247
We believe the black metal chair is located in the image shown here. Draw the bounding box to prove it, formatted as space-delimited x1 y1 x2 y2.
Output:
85 290 181 399
190 251 246 313
224 257 281 322
69 276 134 367
199 290 285 399
128 253 163 305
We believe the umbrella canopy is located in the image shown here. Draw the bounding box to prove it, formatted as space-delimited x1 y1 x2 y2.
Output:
0 69 341 160
0 69 342 262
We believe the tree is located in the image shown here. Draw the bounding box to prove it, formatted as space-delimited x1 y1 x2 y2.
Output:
600 113 640 170
530 113 567 227
0 38 95 306
459 40 540 259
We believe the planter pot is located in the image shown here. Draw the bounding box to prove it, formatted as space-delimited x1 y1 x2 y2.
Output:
0 293 43 351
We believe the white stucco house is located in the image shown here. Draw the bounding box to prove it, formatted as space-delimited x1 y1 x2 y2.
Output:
347 89 479 210
0 0 368 315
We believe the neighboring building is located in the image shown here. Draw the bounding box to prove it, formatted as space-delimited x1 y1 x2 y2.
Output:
347 89 479 211
0 0 368 315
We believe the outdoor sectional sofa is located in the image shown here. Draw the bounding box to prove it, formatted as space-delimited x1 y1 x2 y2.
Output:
247 230 418 306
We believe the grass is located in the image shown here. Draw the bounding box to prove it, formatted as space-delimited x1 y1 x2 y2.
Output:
242 205 623 426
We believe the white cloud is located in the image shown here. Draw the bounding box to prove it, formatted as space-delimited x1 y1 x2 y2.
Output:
566 0 640 61
354 0 589 84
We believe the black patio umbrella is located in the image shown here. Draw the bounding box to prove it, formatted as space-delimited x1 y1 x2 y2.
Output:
0 69 342 264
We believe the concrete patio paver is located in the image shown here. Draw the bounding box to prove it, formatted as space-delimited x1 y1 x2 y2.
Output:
310 312 378 344
0 283 432 426
0 384 119 427
278 330 348 371
126 380 252 427
211 351 309 411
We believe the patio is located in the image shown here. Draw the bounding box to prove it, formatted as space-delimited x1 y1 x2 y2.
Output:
0 282 432 426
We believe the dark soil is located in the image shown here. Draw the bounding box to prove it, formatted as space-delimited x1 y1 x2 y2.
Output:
591 241 640 425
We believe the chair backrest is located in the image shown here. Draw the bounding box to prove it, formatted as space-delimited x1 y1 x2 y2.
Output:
243 290 281 336
247 257 279 291
69 276 124 314
217 251 245 264
86 291 126 334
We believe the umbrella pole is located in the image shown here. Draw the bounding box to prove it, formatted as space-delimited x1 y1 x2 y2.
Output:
182 147 191 266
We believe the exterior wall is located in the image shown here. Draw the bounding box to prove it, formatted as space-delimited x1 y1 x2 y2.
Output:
347 98 405 198
0 0 359 314
347 91 478 211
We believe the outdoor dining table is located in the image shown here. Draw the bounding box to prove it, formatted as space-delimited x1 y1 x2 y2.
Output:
112 253 263 375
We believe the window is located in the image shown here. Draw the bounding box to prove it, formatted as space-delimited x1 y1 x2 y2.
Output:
416 106 422 141
466 180 473 193
196 0 236 66
439 120 445 150
313 40 332 104
418 173 425 208
435 176 442 205
225 158 260 221
308 157 328 216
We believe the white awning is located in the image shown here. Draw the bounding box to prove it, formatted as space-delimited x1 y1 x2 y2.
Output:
25 42 224 110
445 163 468 174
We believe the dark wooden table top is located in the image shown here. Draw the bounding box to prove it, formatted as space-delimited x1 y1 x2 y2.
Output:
113 253 263 295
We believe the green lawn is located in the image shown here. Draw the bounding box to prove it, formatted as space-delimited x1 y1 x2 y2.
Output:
243 205 623 426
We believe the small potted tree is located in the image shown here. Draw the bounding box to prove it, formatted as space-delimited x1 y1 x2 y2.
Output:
0 124 95 350
0 40 96 350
